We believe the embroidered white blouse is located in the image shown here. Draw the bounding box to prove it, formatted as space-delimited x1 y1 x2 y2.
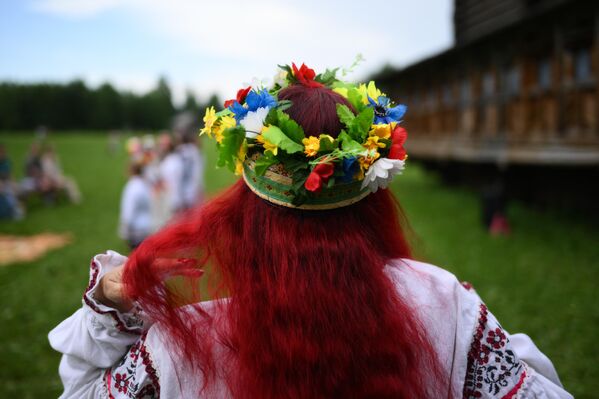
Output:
49 251 573 399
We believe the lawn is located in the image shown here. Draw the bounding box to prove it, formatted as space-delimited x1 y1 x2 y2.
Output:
0 132 597 398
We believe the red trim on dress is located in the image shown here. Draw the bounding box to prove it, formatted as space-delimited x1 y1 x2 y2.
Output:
462 303 489 398
139 332 160 397
104 369 116 399
502 371 527 399
83 259 142 334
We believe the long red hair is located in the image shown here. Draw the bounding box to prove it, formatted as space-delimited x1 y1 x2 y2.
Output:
123 85 446 398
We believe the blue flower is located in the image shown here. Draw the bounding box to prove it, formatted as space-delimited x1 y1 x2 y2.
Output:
229 89 277 122
229 101 249 121
341 156 359 183
368 95 407 125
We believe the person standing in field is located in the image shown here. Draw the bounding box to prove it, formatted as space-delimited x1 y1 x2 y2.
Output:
118 161 153 250
157 134 184 220
177 133 205 209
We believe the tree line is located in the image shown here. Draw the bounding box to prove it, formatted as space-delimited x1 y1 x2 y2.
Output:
0 78 220 131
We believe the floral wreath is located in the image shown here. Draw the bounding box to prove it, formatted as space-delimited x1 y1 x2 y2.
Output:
200 60 408 210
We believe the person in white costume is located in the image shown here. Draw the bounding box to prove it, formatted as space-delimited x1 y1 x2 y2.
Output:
177 134 205 209
157 137 184 219
49 70 572 399
118 162 153 249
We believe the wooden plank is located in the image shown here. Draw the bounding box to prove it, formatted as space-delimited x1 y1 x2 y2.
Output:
405 136 599 165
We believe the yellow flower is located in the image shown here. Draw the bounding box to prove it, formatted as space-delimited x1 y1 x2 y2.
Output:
302 136 320 157
333 87 348 98
358 150 380 171
357 81 383 105
213 115 236 144
257 134 278 156
234 142 248 176
369 123 393 140
235 160 243 175
364 136 386 151
200 106 217 136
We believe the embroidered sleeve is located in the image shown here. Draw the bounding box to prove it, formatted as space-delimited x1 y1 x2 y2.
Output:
103 332 160 399
462 304 528 399
84 251 145 334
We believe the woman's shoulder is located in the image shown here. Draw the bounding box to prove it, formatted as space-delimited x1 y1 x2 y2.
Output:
384 258 483 348
385 258 477 303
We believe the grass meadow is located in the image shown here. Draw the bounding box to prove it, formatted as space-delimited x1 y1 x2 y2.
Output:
0 132 597 398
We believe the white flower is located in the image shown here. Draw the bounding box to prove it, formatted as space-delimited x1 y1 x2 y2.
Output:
361 157 405 192
243 77 269 91
240 107 270 139
273 69 288 88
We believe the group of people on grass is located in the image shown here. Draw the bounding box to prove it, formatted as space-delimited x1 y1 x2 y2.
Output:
119 132 204 249
0 141 81 220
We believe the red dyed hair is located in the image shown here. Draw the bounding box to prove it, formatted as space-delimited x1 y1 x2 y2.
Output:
278 85 353 137
123 84 446 398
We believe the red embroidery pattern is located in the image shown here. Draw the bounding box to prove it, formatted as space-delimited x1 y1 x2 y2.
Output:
104 332 160 399
84 258 142 334
462 304 526 399
461 281 474 291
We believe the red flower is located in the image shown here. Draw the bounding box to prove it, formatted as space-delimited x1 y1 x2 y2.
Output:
304 163 334 193
113 372 129 393
388 125 408 160
486 328 506 349
477 345 491 364
224 86 252 108
292 62 324 88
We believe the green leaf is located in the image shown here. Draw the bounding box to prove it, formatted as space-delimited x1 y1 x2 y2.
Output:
277 64 296 84
318 134 337 152
276 109 305 144
290 168 310 206
336 104 355 127
277 64 293 76
379 138 392 148
326 177 336 188
216 126 245 171
276 99 293 112
280 157 308 173
347 87 366 112
338 131 365 154
261 125 304 154
264 107 279 126
315 68 339 85
254 152 278 176
215 108 232 117
349 107 374 142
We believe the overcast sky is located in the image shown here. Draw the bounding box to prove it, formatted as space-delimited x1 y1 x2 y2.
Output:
0 0 453 104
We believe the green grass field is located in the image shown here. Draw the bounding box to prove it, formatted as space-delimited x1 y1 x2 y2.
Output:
0 132 597 398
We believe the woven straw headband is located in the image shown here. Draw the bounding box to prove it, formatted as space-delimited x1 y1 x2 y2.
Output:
242 159 371 210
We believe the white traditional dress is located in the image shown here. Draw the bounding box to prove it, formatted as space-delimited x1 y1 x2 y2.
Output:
49 251 573 398
158 152 184 217
177 143 205 209
118 177 153 247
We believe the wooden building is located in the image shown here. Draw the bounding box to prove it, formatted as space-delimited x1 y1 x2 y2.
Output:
373 0 599 213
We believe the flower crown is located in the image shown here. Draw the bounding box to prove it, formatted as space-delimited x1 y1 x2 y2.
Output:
200 62 408 210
